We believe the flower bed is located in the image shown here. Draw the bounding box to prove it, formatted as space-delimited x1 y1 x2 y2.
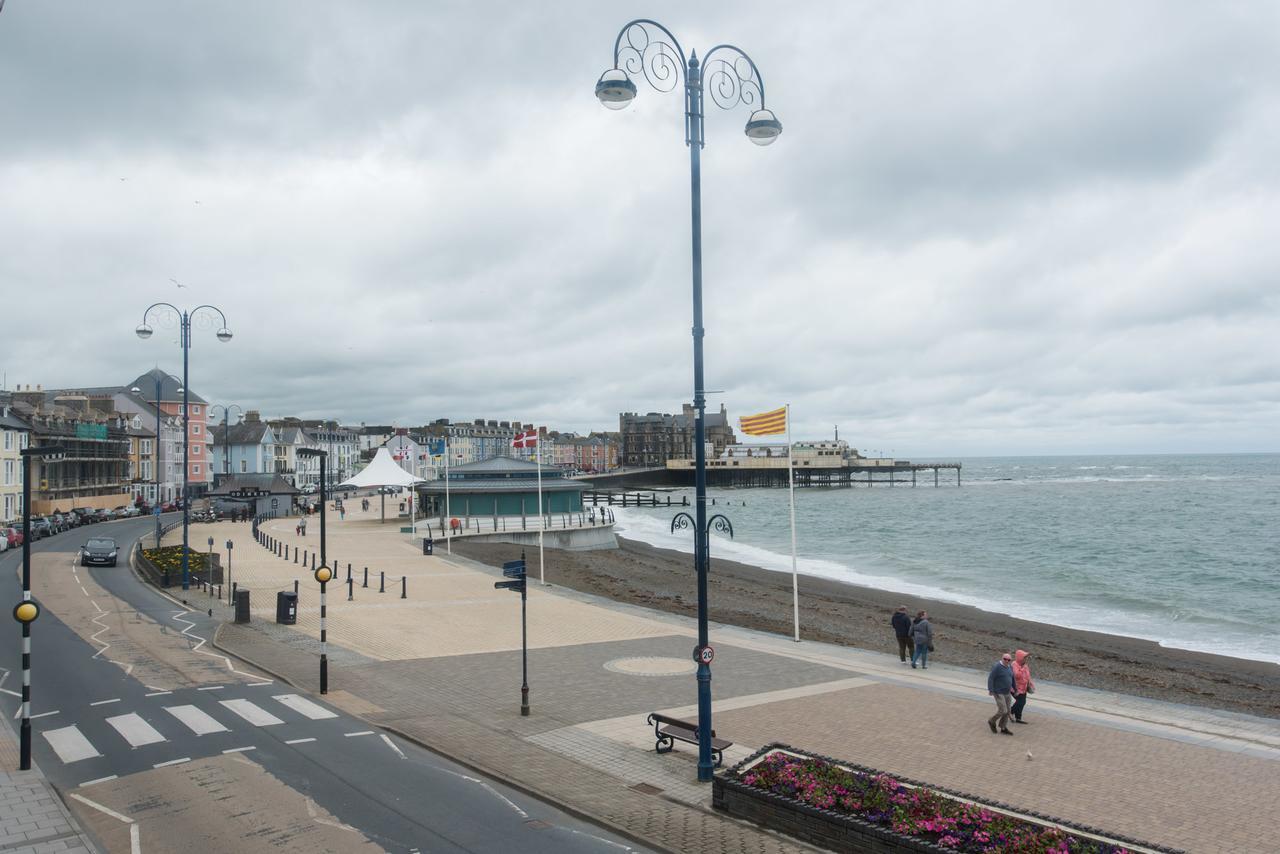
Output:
713 744 1181 854
140 545 221 586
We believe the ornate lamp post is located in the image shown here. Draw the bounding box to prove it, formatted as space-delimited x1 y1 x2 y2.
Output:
297 448 329 693
14 445 65 770
595 19 781 782
136 303 233 590
209 404 243 477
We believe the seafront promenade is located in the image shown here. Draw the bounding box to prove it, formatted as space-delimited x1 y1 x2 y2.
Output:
164 502 1280 854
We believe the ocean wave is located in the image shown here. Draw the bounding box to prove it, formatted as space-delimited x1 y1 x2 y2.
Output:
611 505 1280 665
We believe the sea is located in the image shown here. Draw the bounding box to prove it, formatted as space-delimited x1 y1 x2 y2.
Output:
608 454 1280 665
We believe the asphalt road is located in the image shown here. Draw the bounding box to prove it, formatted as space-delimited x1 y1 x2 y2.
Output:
2 515 649 853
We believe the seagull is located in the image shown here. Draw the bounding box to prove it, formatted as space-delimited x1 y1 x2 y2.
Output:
169 278 186 289
1026 750 1034 761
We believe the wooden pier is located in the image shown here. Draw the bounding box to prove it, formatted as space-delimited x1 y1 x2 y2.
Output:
664 459 962 488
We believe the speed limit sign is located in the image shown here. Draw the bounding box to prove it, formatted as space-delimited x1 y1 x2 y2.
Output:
695 645 715 665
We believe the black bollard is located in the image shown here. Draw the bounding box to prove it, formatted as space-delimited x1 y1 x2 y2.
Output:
294 546 298 564
346 562 352 583
348 577 353 601
311 553 316 571
379 571 385 593
401 576 406 599
294 579 299 595
363 567 368 588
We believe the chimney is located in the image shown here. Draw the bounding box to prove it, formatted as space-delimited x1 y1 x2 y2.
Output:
245 410 261 423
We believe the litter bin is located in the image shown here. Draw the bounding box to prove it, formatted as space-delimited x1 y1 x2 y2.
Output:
275 590 298 625
423 537 434 556
234 589 251 624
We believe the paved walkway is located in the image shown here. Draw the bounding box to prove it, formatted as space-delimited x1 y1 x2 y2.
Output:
198 504 1280 854
0 716 97 854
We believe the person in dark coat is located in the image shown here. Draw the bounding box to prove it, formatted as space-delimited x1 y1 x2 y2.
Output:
987 653 1016 734
891 606 913 663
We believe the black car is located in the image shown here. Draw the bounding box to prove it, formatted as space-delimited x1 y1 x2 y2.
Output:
81 537 119 567
72 507 97 525
27 517 53 539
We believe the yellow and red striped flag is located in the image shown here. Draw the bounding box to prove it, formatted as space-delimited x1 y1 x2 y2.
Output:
739 406 787 436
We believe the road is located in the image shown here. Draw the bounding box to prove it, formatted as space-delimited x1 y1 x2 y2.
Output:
2 515 649 853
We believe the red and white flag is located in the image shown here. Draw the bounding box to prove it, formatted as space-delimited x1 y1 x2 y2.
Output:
512 429 538 449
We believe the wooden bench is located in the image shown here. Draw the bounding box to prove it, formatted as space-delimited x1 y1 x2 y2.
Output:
646 713 733 767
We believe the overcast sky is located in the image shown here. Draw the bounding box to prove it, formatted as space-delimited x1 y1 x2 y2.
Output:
1 1 1277 456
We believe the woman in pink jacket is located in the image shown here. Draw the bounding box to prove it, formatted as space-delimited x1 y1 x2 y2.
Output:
1010 649 1035 724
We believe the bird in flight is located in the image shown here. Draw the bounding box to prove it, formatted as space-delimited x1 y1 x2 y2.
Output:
170 278 186 289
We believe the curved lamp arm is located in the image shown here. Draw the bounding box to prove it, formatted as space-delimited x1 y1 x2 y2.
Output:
671 511 696 534
707 514 735 538
612 18 687 92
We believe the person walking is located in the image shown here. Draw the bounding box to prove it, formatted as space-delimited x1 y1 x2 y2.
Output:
987 652 1016 735
300 517 307 537
339 504 346 521
891 606 913 663
1010 649 1035 724
910 610 932 669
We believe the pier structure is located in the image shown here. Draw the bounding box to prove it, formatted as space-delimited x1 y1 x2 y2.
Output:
666 440 961 487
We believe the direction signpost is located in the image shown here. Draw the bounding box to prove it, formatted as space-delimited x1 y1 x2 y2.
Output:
495 555 530 716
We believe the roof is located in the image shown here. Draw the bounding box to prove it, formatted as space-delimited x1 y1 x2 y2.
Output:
207 473 299 496
209 422 271 446
126 368 206 404
449 456 564 477
418 478 584 495
339 447 423 488
275 426 311 445
126 425 156 437
0 409 30 431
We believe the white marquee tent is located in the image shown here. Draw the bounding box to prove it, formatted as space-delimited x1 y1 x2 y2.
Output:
339 447 425 523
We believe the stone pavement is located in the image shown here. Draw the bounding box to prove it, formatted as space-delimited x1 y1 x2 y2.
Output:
207 503 1280 854
0 716 97 854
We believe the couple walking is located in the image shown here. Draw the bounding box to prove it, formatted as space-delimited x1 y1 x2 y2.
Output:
988 650 1035 734
891 606 933 669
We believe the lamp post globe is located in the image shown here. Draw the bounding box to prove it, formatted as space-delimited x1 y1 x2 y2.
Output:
216 328 233 343
314 565 332 585
135 323 154 339
595 68 636 109
745 109 783 145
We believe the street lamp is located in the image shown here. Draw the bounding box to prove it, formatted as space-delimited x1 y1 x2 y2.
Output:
14 445 65 770
136 302 233 590
209 404 243 477
595 19 781 783
297 448 329 693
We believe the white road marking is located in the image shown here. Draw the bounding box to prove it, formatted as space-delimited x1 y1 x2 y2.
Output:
273 693 337 720
80 775 118 787
219 699 283 727
30 710 60 719
90 698 121 706
285 737 316 745
165 705 229 735
380 734 405 758
245 681 274 687
171 611 273 684
145 691 172 697
91 599 104 613
222 746 256 754
0 687 20 697
564 828 634 851
131 823 141 854
343 730 374 737
476 781 529 818
69 792 134 824
106 712 167 747
197 685 224 691
44 726 102 763
153 757 190 768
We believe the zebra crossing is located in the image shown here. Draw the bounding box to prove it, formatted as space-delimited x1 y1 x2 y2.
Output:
40 693 344 765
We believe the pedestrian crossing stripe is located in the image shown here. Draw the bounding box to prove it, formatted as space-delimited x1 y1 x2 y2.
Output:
272 694 337 720
165 705 230 735
106 713 166 747
43 726 101 764
218 698 284 727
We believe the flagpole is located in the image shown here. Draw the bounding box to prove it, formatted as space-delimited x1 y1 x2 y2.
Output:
787 403 800 642
445 435 452 554
536 431 545 585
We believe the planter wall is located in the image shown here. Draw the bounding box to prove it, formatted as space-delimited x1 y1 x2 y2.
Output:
714 743 1183 854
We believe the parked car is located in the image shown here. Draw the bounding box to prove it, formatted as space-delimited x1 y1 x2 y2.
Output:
49 513 67 533
27 517 52 539
80 537 119 567
71 507 96 525
0 533 6 552
91 508 112 523
4 527 22 548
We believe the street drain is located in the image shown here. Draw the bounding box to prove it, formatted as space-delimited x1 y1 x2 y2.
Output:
629 782 663 795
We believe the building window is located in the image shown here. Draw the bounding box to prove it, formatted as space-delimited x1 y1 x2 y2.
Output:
193 464 201 475
141 439 152 455
192 405 200 415
3 460 12 486
193 424 201 435
192 444 200 455
2 431 10 450
241 460 247 473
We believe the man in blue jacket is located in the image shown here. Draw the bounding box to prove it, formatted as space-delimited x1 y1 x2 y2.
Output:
987 653 1016 735
890 606 913 663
